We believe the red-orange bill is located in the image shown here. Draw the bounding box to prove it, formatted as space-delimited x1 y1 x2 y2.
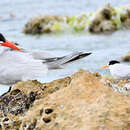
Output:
100 65 109 69
0 41 21 51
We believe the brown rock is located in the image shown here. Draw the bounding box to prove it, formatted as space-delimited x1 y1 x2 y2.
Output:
89 20 115 33
101 75 130 96
121 4 130 28
93 3 113 20
23 15 68 34
0 77 71 129
121 52 130 62
89 4 116 33
0 71 130 130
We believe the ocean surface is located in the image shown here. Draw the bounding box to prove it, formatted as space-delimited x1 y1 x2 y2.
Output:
0 0 130 95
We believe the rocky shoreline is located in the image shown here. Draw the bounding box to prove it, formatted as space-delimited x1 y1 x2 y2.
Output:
0 70 130 130
24 4 130 34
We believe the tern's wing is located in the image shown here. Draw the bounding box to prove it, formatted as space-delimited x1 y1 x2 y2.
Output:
22 50 91 69
0 50 48 85
9 44 92 69
42 52 92 69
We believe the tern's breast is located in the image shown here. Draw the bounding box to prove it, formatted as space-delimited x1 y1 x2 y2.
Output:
110 64 130 79
0 49 48 85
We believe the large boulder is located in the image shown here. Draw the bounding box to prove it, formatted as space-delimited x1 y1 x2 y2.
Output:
24 15 68 34
89 4 116 33
0 70 130 130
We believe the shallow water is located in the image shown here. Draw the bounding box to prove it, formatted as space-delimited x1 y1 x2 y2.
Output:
0 0 130 95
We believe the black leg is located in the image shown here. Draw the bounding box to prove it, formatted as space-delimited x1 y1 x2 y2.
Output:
0 86 12 97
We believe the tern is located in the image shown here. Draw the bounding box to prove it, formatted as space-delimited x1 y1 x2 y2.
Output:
0 33 91 96
101 60 130 80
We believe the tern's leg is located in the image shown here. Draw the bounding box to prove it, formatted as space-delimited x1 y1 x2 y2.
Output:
0 86 12 97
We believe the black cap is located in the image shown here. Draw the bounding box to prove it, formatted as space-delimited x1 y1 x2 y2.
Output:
109 60 120 65
0 33 6 42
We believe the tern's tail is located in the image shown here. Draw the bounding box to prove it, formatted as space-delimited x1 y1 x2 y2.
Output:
42 52 92 69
